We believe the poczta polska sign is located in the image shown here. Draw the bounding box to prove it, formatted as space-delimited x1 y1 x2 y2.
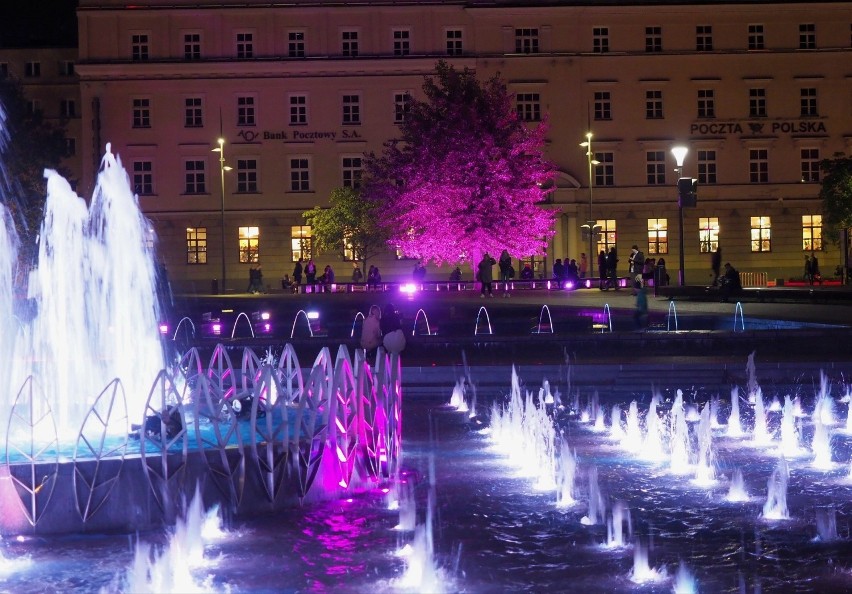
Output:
690 119 827 136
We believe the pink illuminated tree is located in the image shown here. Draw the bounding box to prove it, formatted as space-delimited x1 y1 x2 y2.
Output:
363 61 557 267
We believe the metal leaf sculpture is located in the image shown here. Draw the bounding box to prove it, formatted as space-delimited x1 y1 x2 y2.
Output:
357 360 381 481
293 347 332 498
329 346 358 489
73 378 129 524
250 364 292 502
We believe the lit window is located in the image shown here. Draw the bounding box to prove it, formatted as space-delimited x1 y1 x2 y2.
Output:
393 29 410 56
288 31 305 58
184 97 203 127
343 232 358 262
238 226 259 263
802 215 822 251
596 219 617 254
516 93 541 122
748 24 764 50
750 216 771 252
594 91 611 121
647 219 668 254
697 150 717 185
342 30 359 57
645 90 663 119
291 225 312 261
698 218 719 253
237 159 258 193
186 227 207 264
749 149 768 183
515 28 539 54
594 152 614 187
342 156 362 189
593 27 609 53
646 151 666 185
645 26 662 52
446 29 463 55
696 25 713 51
289 94 307 125
133 160 153 195
289 157 310 192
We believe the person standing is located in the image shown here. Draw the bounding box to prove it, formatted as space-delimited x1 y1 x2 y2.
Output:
579 253 588 279
305 259 317 285
809 254 821 285
352 263 363 284
360 304 383 359
478 252 496 297
711 247 722 286
498 250 513 297
633 280 648 330
598 249 608 290
293 259 303 286
381 303 406 354
606 247 619 290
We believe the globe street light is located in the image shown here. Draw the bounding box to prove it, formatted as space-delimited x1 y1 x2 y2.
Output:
580 132 601 280
671 146 689 286
212 138 232 294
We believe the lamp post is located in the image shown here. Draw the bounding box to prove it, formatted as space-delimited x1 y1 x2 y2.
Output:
671 146 689 286
580 132 601 280
212 138 232 294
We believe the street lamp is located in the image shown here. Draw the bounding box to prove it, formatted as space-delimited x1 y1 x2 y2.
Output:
580 132 601 280
671 146 689 286
212 137 232 294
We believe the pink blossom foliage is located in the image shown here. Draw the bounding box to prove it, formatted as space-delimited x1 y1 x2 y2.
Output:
364 62 558 267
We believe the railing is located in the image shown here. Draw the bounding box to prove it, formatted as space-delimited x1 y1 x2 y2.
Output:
740 271 768 288
290 277 632 294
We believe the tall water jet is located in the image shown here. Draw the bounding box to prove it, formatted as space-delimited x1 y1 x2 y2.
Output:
815 371 836 425
580 465 605 525
762 457 790 520
605 500 631 548
629 538 666 583
669 390 691 473
779 395 802 457
726 467 749 502
555 439 577 508
622 401 642 453
609 404 624 441
727 387 743 438
811 416 833 470
7 146 166 441
693 401 716 485
673 561 697 594
752 388 772 445
746 351 759 402
815 506 838 542
642 392 666 462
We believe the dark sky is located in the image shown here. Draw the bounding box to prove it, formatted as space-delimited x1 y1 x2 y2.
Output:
0 1 79 48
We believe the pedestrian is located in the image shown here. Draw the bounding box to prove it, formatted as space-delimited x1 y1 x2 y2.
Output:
655 258 669 287
552 258 565 286
719 262 742 302
633 280 648 330
606 247 619 290
352 264 363 284
598 250 608 290
477 252 496 297
629 245 645 289
809 254 821 285
360 304 383 359
381 303 406 354
499 249 513 297
293 259 303 285
323 264 335 292
305 259 317 285
449 266 462 282
579 253 588 279
711 247 722 286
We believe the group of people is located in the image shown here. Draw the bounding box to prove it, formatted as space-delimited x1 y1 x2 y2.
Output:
552 256 582 287
359 303 406 357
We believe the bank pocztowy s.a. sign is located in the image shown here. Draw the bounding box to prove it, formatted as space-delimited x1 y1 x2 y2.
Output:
690 119 827 136
237 129 364 142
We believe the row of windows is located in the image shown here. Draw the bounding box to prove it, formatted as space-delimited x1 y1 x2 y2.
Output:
23 97 78 119
591 148 822 186
126 21 852 62
133 156 362 195
132 92 412 129
136 145 822 196
593 214 822 256
185 215 823 267
0 60 75 78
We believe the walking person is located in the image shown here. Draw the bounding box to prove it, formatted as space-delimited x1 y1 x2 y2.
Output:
598 249 608 290
478 252 496 297
606 247 619 290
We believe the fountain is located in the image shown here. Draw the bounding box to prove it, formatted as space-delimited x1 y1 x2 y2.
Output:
762 457 790 520
229 312 255 339
349 310 365 338
535 304 553 334
605 500 631 548
727 387 744 437
666 300 678 331
733 301 745 332
412 308 433 336
726 467 749 501
473 306 493 335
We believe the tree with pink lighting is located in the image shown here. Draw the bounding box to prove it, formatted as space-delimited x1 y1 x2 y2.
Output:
363 61 557 267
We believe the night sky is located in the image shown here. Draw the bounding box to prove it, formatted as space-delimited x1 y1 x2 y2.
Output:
0 1 78 48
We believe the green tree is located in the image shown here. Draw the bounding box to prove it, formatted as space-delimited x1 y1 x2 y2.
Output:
819 153 852 243
0 75 68 265
302 186 389 274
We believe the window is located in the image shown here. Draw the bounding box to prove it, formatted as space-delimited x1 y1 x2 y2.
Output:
60 99 76 118
645 26 662 52
342 94 361 125
342 156 362 189
184 160 206 194
596 219 617 254
446 29 463 55
394 92 411 123
289 157 310 191
236 32 253 58
237 96 255 126
132 98 151 128
594 91 611 120
25 62 41 77
593 27 609 53
749 88 766 117
342 30 359 57
289 94 307 125
65 137 76 157
239 226 259 263
132 160 153 195
343 233 358 262
799 23 816 49
749 149 768 183
647 219 668 255
393 29 410 56
184 97 203 127
594 152 614 186
800 88 817 117
186 227 207 264
696 25 713 51
184 33 201 60
60 60 75 76
801 148 820 183
516 93 541 122
645 90 663 119
802 215 822 251
697 150 717 184
697 89 715 118
237 159 258 192
288 31 305 58
646 151 666 185
698 218 719 253
748 24 765 50
515 28 539 54
131 34 149 61
750 216 771 252
26 100 41 116
291 225 312 261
